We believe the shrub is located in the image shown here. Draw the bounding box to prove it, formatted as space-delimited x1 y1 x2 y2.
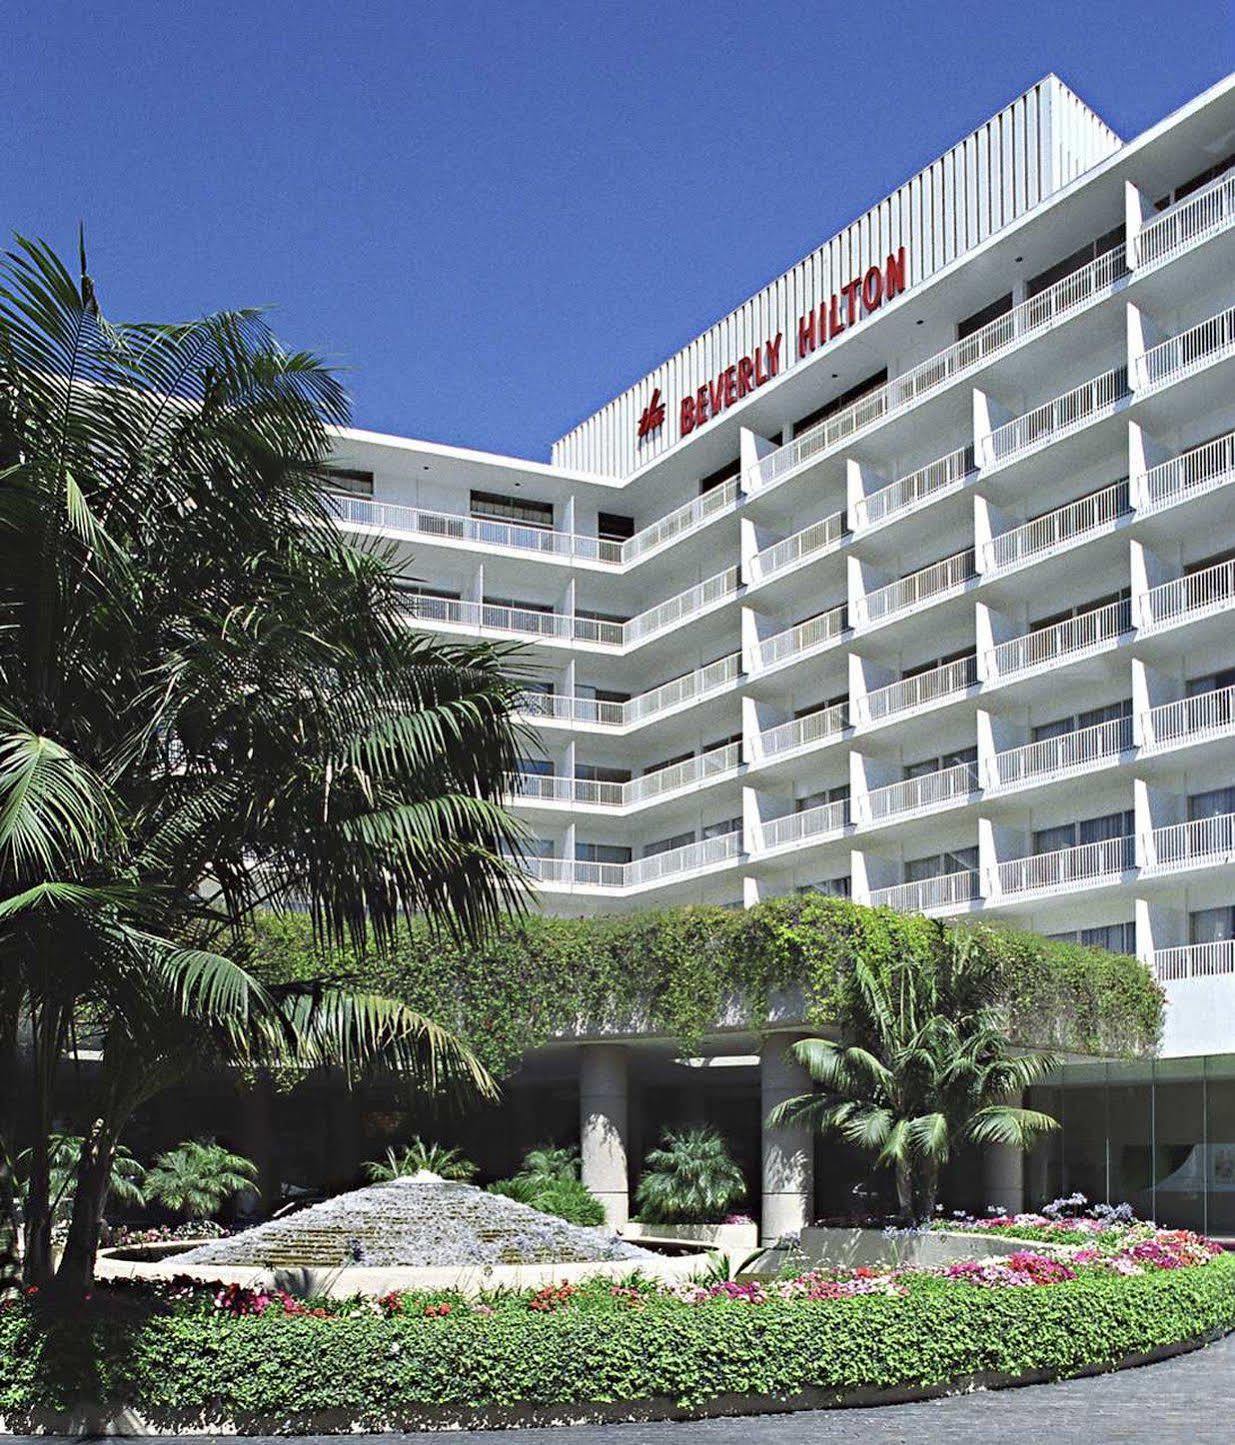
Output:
363 1140 477 1183
634 1127 746 1224
487 1174 605 1227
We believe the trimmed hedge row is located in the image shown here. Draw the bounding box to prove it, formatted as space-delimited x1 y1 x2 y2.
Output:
248 895 1164 1077
3 1261 1233 1427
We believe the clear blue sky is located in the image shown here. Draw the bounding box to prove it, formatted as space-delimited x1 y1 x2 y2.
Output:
3 2 1231 461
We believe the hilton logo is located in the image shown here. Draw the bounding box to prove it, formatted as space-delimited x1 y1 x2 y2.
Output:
636 387 666 440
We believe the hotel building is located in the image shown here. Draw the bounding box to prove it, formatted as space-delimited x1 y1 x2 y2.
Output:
321 75 1235 1238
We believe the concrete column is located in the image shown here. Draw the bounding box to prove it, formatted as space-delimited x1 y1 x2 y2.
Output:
983 1138 1026 1216
739 426 778 495
579 1043 630 1229
760 1034 814 1244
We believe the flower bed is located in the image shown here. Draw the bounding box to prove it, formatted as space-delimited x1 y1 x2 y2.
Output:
3 1223 1233 1431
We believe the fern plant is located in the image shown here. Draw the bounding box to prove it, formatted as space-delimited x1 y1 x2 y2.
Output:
363 1138 477 1183
144 1141 258 1223
634 1126 746 1225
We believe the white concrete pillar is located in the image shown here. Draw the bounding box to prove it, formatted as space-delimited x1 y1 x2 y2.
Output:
1127 420 1172 512
1130 537 1178 629
975 600 1026 684
973 386 1015 471
846 457 888 532
973 493 1021 575
1132 657 1182 749
976 707 1028 790
983 1137 1026 1216
579 1043 630 1229
760 1034 814 1244
1126 301 1167 392
1124 179 1157 270
740 426 778 495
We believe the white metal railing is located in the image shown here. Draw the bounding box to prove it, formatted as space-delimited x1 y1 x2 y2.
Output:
857 548 976 627
749 510 845 583
864 654 978 724
997 835 1133 895
1137 170 1235 268
622 478 741 563
990 716 1132 791
761 699 849 758
516 653 742 730
755 603 848 671
516 691 627 727
1140 430 1235 515
622 566 740 646
509 743 740 811
1142 557 1235 632
1147 812 1235 874
988 597 1132 681
987 365 1129 467
982 479 1131 574
508 773 623 808
1144 683 1235 752
871 868 978 914
524 856 627 889
1153 939 1235 982
759 798 850 851
1139 305 1235 391
749 246 1128 496
402 593 590 642
853 446 974 531
864 763 978 824
627 831 742 888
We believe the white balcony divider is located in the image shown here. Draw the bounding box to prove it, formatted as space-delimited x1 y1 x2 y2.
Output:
987 365 1129 467
982 479 1131 574
1144 683 1235 752
1140 430 1235 515
988 597 1132 681
864 762 979 824
622 478 740 563
749 510 845 583
1142 556 1235 632
1147 812 1235 873
748 246 1128 496
755 603 848 671
853 446 974 531
991 716 1132 791
626 831 742 887
864 653 978 725
622 566 740 646
997 835 1133 895
1153 939 1235 982
1139 305 1235 391
760 798 850 851
856 548 976 627
761 699 849 758
516 653 741 730
870 868 977 914
1137 170 1235 269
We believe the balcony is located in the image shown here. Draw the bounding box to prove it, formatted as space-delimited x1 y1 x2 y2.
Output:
855 548 976 629
981 479 1131 575
516 653 742 731
622 477 741 564
1136 169 1235 270
622 566 741 647
526 832 743 892
1143 683 1235 754
987 597 1132 684
852 446 975 532
1153 939 1235 982
985 365 1130 471
995 835 1134 897
759 798 850 852
747 510 845 586
1144 812 1235 876
1140 430 1235 516
989 715 1132 792
759 699 849 760
1142 556 1235 635
1137 304 1235 393
754 603 848 673
747 245 1128 497
509 742 741 813
870 868 978 915
862 653 978 726
861 762 979 826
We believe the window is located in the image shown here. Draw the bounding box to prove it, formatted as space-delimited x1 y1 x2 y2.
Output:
902 646 973 679
398 584 461 602
576 763 631 785
697 458 740 496
1031 587 1130 633
522 838 555 860
597 511 635 541
1191 907 1235 944
904 746 977 779
575 607 629 625
1047 923 1136 954
469 490 554 530
701 817 742 841
957 292 1012 341
1154 153 1235 210
576 842 631 865
577 684 630 705
795 691 847 720
1187 665 1235 696
322 466 375 498
791 369 888 438
1188 786 1235 820
1185 546 1235 576
642 832 693 859
703 731 742 753
797 783 849 811
904 846 977 882
1033 810 1133 855
642 751 692 776
1032 699 1133 744
517 758 554 778
797 876 852 898
1026 223 1125 298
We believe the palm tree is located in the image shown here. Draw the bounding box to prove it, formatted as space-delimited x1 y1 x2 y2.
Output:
769 926 1058 1221
0 235 529 1300
144 1141 258 1223
15 1134 146 1226
517 1144 580 1184
363 1138 477 1183
634 1126 746 1224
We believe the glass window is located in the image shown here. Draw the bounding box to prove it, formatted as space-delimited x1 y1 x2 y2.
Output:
576 763 631 785
957 292 1012 341
597 512 635 541
642 832 693 859
1188 786 1235 820
470 490 554 529
576 842 631 865
322 466 375 498
791 370 888 438
1191 907 1235 944
701 817 742 841
1034 822 1076 855
1080 922 1136 953
1078 810 1134 845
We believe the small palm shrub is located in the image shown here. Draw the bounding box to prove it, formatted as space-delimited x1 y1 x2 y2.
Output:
634 1126 746 1225
363 1139 477 1183
144 1141 258 1223
488 1143 603 1226
18 1135 146 1225
517 1144 580 1185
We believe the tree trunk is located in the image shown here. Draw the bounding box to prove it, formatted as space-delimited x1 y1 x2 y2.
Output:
22 1004 67 1287
52 1118 116 1303
914 1158 941 1224
894 1160 915 1222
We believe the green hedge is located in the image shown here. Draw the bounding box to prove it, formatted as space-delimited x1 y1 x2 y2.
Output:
247 896 1163 1076
3 1261 1232 1426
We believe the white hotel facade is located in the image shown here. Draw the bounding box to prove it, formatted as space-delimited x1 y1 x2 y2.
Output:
324 75 1235 1236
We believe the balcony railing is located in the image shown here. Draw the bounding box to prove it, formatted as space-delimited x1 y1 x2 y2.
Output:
856 548 976 628
755 603 848 671
990 715 1132 791
748 245 1127 496
996 835 1133 896
1137 170 1235 269
988 597 1132 682
622 567 740 646
1140 430 1235 515
852 446 975 532
760 699 849 759
981 479 1131 574
1153 939 1235 982
1138 304 1235 391
1143 683 1235 753
622 477 740 563
863 763 978 824
987 365 1129 468
1142 556 1235 633
516 653 742 730
524 856 627 889
870 868 978 915
760 798 850 851
525 830 742 891
864 653 978 725
1146 812 1235 874
510 743 741 812
748 510 845 584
